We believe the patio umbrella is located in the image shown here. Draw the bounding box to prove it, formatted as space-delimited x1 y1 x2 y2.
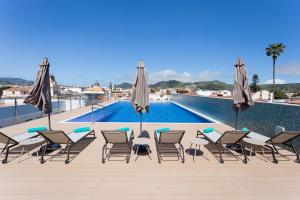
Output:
232 58 253 130
24 58 52 129
131 60 149 134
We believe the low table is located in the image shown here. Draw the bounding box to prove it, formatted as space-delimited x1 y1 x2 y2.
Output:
18 136 45 162
133 138 151 161
189 137 209 160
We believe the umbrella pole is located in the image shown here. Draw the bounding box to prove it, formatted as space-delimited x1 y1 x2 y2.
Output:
48 113 51 130
235 110 238 131
140 112 142 134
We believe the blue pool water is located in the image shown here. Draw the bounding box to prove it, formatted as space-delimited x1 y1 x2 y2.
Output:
67 101 212 123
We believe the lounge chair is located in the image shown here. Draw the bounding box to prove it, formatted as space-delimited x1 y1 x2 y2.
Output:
38 129 95 164
245 126 300 163
101 129 134 163
197 129 249 164
154 129 185 163
0 130 42 164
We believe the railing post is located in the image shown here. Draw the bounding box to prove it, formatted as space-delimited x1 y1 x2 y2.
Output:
57 96 60 113
14 98 18 124
79 95 81 108
69 94 72 111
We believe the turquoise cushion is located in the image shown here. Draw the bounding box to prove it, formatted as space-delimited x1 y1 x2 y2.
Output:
242 127 249 132
156 128 170 133
117 127 130 132
203 127 214 133
73 127 91 133
27 126 47 133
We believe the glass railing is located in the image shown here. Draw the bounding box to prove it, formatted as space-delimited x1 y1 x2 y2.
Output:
171 94 300 146
0 94 108 128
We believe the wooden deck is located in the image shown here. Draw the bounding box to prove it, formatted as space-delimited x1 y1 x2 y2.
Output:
1 105 300 200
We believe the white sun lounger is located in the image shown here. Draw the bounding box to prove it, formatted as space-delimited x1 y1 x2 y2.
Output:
0 131 40 164
101 129 134 163
198 129 249 164
38 129 95 164
245 126 300 163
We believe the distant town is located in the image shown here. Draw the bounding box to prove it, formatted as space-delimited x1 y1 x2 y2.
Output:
0 76 300 107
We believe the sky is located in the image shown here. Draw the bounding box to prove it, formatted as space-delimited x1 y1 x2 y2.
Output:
0 0 299 86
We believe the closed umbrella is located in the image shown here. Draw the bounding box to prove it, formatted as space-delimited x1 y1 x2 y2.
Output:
232 58 253 130
24 58 52 129
131 60 149 134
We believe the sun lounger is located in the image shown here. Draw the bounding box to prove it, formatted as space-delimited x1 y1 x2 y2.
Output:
245 126 300 163
154 129 185 163
38 129 95 164
0 131 41 164
101 129 134 163
198 129 249 164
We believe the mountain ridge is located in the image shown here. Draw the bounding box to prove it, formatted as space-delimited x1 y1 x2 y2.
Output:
116 80 300 92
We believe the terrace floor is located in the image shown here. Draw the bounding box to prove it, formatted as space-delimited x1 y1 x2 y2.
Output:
0 103 300 200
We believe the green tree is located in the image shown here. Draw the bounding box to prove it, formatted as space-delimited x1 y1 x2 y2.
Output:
274 90 288 99
265 43 286 92
109 82 112 91
250 74 261 92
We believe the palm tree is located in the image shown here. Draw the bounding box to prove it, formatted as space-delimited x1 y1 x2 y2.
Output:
265 43 286 92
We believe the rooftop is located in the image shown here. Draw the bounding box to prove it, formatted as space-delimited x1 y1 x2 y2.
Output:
1 102 300 200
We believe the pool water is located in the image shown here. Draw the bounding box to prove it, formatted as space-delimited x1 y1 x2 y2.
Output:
67 101 213 123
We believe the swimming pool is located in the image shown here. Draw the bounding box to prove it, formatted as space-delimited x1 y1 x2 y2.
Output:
66 101 214 123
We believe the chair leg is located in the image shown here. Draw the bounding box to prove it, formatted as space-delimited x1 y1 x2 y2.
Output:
180 144 185 163
239 143 247 164
266 145 278 164
155 139 161 163
102 144 107 163
18 147 25 163
217 144 224 164
65 144 71 164
291 143 300 163
40 142 48 164
2 144 17 164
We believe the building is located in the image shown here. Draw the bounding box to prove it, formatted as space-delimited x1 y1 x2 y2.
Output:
83 82 111 104
49 75 60 96
252 90 273 101
60 86 84 94
2 86 32 98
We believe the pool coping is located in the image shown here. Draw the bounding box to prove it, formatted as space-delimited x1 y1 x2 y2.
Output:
60 100 220 124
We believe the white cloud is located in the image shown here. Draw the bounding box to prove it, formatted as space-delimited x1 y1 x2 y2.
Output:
278 64 300 76
265 79 286 84
149 69 223 83
149 69 194 83
198 70 222 81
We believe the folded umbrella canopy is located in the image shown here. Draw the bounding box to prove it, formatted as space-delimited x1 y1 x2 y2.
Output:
232 58 253 130
24 58 52 129
131 60 149 134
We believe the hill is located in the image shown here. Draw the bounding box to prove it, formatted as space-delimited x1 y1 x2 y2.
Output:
116 80 233 91
0 77 34 86
261 83 300 93
115 80 300 92
115 82 132 89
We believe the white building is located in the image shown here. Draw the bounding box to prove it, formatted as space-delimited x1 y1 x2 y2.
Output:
2 86 32 98
49 75 60 96
60 86 84 94
196 90 215 96
252 90 273 101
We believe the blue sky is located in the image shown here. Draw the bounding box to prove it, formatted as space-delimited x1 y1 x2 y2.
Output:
0 0 299 86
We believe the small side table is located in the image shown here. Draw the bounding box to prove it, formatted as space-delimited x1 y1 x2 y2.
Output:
133 138 151 161
189 137 209 160
18 136 45 162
